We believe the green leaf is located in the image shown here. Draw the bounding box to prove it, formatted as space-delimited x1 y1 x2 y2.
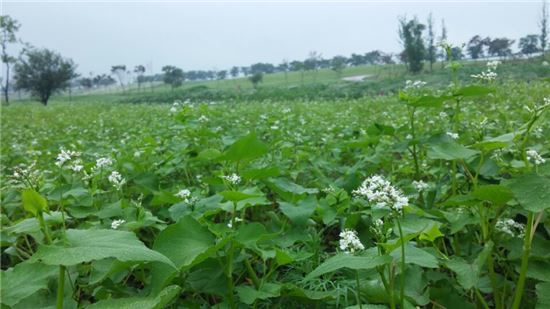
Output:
536 282 550 309
427 139 479 161
196 148 221 161
268 178 319 201
151 216 217 293
445 241 493 289
241 166 280 180
505 174 550 212
472 185 513 205
219 190 262 202
408 95 450 108
29 229 175 267
220 132 268 162
279 195 317 225
470 132 518 152
390 244 439 268
236 283 281 305
21 188 48 216
0 262 57 307
87 285 181 309
275 249 294 265
235 222 270 253
305 252 392 280
418 223 444 242
454 85 495 97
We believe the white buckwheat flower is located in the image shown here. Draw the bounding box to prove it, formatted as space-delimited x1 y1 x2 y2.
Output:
55 149 81 167
227 217 243 228
526 149 546 165
108 171 126 190
412 180 429 192
487 60 501 71
111 219 126 229
222 173 241 185
339 229 365 253
176 188 191 202
496 219 525 238
446 132 459 140
353 175 408 211
95 157 113 169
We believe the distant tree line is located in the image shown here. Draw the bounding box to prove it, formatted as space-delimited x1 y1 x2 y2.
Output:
0 1 548 104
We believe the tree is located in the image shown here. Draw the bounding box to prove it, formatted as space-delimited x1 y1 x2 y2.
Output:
438 19 448 66
450 46 464 60
79 77 93 89
1 15 20 105
330 55 346 77
110 65 126 91
161 65 184 90
230 66 239 78
364 51 381 65
134 65 145 91
304 51 322 81
399 16 426 73
519 34 541 57
278 59 289 85
467 35 485 59
348 53 364 66
217 70 227 80
241 66 250 77
426 13 436 71
540 0 548 54
488 38 515 58
14 48 77 105
249 72 263 89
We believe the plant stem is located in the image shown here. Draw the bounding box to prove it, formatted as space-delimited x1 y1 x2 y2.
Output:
511 212 534 309
37 212 52 244
57 265 66 309
355 270 363 309
396 216 406 309
475 288 490 309
244 258 260 289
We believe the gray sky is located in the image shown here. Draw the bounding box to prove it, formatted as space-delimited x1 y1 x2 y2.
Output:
2 1 544 76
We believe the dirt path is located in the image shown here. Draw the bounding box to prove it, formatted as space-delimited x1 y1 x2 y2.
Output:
342 74 373 82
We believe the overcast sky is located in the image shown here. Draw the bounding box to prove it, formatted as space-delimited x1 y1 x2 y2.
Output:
2 1 545 75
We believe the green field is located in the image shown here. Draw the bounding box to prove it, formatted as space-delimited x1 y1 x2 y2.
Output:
1 59 550 308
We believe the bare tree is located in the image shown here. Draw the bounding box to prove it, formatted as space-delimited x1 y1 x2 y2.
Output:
111 65 126 92
134 65 146 91
540 0 549 56
426 13 436 72
0 15 20 105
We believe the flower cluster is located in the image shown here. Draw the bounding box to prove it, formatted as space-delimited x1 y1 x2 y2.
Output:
496 219 525 238
471 61 499 82
95 157 113 169
111 219 126 229
170 101 182 113
176 188 192 202
526 149 546 165
412 180 429 192
12 161 42 187
471 70 497 82
353 175 408 211
55 148 83 172
227 217 243 228
487 60 501 71
108 171 126 190
404 80 427 90
339 229 365 253
222 173 241 185
446 132 459 140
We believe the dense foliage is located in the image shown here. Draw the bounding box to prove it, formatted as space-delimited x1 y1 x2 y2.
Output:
1 61 549 308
